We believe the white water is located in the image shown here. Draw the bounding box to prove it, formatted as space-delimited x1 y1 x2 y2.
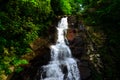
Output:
41 17 80 80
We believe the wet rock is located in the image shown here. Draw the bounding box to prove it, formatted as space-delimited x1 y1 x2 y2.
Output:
67 29 86 59
67 16 93 80
79 61 91 80
68 15 77 28
60 64 68 79
67 29 76 41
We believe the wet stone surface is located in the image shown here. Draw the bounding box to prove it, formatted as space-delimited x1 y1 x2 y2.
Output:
67 27 92 80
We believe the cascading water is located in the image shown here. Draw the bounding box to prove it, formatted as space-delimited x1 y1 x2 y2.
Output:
40 17 80 80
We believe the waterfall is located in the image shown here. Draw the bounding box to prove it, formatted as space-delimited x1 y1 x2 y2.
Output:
40 17 80 80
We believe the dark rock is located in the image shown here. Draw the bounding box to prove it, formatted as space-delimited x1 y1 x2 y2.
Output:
68 15 77 28
69 34 85 59
67 16 93 80
60 64 68 79
78 60 92 80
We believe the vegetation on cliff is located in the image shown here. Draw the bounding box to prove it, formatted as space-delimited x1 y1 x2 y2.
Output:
80 0 120 80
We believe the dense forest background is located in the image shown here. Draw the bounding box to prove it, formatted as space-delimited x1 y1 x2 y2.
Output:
0 0 120 80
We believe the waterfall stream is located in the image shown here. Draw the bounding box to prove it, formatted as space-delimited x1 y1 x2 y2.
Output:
40 17 80 80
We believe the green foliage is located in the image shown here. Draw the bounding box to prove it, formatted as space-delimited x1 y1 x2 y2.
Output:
0 47 28 75
15 67 23 73
60 0 72 14
13 59 28 66
51 0 82 15
0 0 53 54
51 0 72 14
13 59 28 73
7 0 53 23
0 0 53 77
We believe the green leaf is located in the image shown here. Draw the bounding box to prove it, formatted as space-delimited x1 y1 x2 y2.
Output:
15 67 23 73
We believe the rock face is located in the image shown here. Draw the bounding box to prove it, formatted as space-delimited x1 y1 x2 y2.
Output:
67 29 92 80
67 16 92 80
